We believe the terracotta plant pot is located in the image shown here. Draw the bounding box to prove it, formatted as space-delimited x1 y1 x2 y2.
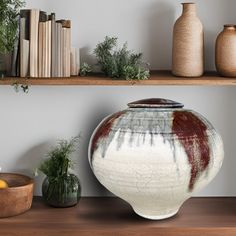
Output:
0 173 34 218
172 3 204 77
89 98 224 220
215 25 236 77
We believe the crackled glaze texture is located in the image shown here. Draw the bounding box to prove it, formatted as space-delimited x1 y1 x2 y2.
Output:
89 99 224 220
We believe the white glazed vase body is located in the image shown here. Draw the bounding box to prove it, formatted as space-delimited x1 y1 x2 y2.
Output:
172 3 204 77
89 99 224 220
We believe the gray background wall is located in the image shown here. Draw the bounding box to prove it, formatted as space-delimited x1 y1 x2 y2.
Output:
0 0 235 196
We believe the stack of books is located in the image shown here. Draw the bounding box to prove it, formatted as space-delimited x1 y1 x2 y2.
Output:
19 9 79 78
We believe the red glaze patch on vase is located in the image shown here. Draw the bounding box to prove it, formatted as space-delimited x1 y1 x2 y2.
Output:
90 111 125 158
172 111 210 191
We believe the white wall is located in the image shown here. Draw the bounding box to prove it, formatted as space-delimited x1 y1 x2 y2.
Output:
1 0 236 196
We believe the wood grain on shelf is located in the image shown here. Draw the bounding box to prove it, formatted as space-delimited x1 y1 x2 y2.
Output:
0 197 235 236
1 71 236 86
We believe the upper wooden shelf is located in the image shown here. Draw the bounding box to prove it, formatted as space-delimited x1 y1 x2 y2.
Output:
0 197 235 236
1 71 236 86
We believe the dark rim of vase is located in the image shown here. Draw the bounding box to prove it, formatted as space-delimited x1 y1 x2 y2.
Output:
224 24 235 29
182 2 195 5
128 98 184 109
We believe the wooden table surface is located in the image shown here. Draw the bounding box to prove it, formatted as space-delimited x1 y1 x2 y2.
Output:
0 197 235 236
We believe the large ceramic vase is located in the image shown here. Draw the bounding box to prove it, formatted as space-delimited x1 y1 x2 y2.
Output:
172 3 204 77
215 25 236 77
89 98 224 220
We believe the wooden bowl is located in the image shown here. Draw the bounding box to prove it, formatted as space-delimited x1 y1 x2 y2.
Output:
0 173 34 218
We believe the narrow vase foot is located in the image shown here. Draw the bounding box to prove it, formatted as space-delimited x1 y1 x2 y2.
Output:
133 207 179 220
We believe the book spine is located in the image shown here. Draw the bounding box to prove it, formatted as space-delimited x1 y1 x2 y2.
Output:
38 11 47 78
45 21 48 77
70 47 79 76
20 9 30 39
38 22 43 77
47 20 52 77
67 26 71 77
20 10 30 77
59 24 63 77
57 19 71 77
55 23 58 77
42 22 46 77
22 39 29 77
50 13 56 77
62 20 71 77
76 48 80 75
57 23 62 77
29 9 40 77
70 47 75 76
62 27 66 77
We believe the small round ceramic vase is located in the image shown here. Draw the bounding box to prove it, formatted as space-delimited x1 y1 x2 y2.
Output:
88 99 224 220
215 25 236 77
172 3 204 77
42 174 81 208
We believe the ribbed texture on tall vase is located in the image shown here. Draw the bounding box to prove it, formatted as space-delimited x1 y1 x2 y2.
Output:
215 25 236 77
88 98 224 220
172 3 204 77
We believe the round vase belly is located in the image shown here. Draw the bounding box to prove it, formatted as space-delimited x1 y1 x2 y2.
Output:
88 98 224 220
215 25 236 77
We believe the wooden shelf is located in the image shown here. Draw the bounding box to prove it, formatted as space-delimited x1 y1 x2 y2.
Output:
0 197 235 236
1 71 236 86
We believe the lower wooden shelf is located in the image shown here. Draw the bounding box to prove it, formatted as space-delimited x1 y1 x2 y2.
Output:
0 197 235 236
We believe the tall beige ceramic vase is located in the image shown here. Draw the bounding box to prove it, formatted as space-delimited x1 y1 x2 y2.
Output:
172 3 204 77
215 25 236 77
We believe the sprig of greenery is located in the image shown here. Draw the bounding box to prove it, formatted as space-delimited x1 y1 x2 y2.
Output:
39 136 79 179
0 0 25 53
12 81 29 93
94 36 150 80
80 62 92 76
123 65 150 81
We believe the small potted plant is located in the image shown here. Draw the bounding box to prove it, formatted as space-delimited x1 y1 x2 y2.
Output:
39 137 81 208
80 36 150 80
0 0 25 77
94 36 150 80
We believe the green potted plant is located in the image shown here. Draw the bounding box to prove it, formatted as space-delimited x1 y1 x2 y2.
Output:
39 137 81 208
94 36 150 80
80 36 150 80
0 0 25 77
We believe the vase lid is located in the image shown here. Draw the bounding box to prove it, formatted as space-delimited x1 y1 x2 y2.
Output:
128 98 184 108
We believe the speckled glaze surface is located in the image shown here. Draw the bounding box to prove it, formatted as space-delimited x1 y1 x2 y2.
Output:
172 3 204 77
88 98 224 220
215 25 236 77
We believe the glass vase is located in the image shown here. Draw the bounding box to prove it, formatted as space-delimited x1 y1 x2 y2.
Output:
42 174 81 208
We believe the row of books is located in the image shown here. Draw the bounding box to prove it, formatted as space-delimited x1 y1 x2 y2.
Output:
19 9 79 78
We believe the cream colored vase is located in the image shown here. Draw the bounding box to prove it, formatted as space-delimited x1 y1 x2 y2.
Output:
172 3 204 77
215 25 236 77
89 99 224 220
